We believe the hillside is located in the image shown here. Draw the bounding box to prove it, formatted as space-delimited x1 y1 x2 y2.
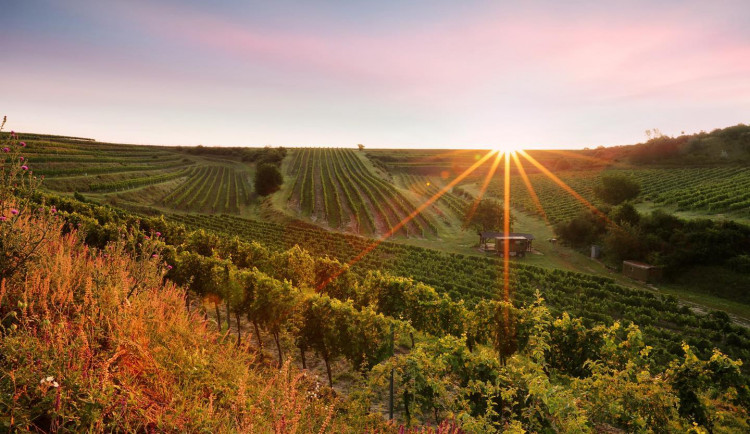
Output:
0 212 342 429
3 127 750 431
582 123 750 165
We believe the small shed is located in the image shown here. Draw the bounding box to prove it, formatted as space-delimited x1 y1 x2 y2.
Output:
622 260 663 283
479 232 534 254
591 245 602 259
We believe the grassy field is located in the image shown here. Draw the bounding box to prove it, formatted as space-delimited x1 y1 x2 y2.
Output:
21 135 750 323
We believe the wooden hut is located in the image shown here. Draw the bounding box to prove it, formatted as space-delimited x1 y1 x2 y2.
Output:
622 260 663 283
479 231 535 256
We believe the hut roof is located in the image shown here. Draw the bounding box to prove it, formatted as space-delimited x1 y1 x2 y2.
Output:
480 231 535 240
623 260 658 269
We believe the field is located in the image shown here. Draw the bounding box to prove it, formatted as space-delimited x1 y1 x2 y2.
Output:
29 135 749 235
283 148 438 236
22 135 255 215
4 129 750 431
6 1 750 429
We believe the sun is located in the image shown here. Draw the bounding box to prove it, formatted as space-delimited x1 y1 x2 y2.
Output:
487 143 521 155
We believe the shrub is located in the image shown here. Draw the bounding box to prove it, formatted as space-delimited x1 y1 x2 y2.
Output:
254 163 283 196
594 174 640 205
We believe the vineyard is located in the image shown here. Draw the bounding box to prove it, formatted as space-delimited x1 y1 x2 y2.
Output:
399 174 469 223
4 130 750 431
20 134 254 215
160 165 252 213
471 166 750 224
624 166 750 214
166 213 750 376
285 148 438 237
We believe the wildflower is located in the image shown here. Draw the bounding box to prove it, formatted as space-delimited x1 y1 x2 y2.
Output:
40 376 59 388
19 156 24 161
10 209 19 215
2 147 8 153
50 206 57 214
155 231 161 237
152 254 159 258
167 265 173 270
21 165 28 170
10 131 15 138
0 216 6 221
19 141 26 147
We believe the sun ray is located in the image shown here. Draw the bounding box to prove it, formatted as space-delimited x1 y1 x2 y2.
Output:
316 150 499 292
517 150 609 220
463 150 503 228
503 151 511 302
510 151 550 226
500 151 515 362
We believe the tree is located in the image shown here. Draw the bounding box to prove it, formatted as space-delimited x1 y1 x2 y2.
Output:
555 210 607 248
603 224 644 265
593 174 640 205
465 199 514 232
610 202 640 226
357 144 365 151
254 163 283 196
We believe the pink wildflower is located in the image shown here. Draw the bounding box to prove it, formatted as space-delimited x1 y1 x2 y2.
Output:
155 231 161 237
21 165 28 170
10 209 19 215
19 156 24 161
19 142 26 147
151 254 158 258
50 206 57 214
2 147 8 153
0 216 6 221
167 265 173 270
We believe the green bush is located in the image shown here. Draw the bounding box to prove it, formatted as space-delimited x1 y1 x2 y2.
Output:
254 163 283 196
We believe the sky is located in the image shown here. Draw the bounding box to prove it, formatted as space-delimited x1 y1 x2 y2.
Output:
1 0 749 149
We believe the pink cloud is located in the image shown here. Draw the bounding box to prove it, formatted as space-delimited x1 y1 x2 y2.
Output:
104 1 748 109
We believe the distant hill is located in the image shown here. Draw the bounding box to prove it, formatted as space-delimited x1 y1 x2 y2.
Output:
582 123 750 166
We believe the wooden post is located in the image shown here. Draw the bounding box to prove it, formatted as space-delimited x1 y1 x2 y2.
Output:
389 322 394 421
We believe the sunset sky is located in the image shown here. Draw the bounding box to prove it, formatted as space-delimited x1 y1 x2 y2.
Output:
1 0 749 149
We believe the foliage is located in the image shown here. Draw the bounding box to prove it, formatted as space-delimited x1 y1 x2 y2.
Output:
4 121 750 430
625 123 750 164
610 202 640 226
554 210 607 248
465 198 513 233
593 174 640 205
0 121 51 281
254 162 284 196
0 200 337 432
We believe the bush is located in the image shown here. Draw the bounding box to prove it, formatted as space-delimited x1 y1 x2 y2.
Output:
465 198 514 232
594 174 640 205
555 211 607 248
254 163 283 196
610 202 640 226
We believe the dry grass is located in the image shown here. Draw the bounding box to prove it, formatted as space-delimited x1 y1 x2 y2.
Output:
0 210 340 432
